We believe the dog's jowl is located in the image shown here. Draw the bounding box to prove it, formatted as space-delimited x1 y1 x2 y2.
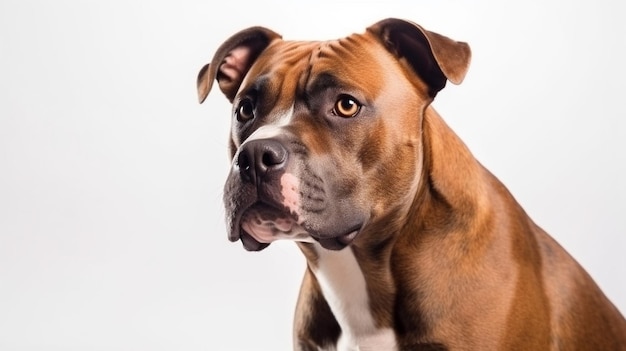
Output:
197 18 626 350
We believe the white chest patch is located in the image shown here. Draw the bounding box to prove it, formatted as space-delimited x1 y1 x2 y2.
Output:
312 246 398 351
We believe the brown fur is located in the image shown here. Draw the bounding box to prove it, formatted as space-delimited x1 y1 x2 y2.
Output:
198 18 626 350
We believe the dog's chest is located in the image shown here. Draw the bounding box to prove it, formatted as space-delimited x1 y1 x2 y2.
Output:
312 247 397 351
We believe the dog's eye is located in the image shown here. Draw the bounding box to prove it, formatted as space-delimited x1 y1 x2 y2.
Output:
236 99 255 121
333 95 361 118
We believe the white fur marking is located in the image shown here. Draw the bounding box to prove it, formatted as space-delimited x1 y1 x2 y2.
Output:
313 246 397 351
244 104 294 142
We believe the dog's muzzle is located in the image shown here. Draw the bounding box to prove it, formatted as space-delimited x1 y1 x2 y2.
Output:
224 138 364 251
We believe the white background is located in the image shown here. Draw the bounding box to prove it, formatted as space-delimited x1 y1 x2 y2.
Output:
1 1 624 350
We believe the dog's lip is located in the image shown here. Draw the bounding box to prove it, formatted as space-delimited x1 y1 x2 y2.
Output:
239 231 270 252
314 225 362 251
233 202 297 251
338 230 359 245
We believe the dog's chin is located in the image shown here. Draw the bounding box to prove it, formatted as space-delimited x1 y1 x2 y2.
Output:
239 229 360 252
234 203 362 251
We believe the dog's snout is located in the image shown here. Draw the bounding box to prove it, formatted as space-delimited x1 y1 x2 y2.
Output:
237 139 288 183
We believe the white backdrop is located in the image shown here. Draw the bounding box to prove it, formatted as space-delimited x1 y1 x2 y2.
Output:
1 1 624 350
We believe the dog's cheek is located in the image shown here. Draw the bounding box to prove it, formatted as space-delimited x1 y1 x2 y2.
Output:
357 130 384 172
371 143 420 216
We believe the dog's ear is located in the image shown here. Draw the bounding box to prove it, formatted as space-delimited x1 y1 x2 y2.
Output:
367 18 471 97
197 27 281 103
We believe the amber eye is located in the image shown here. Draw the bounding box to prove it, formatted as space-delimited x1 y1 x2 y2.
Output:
236 98 255 121
333 95 361 118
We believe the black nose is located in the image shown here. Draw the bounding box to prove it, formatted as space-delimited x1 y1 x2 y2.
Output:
237 139 288 183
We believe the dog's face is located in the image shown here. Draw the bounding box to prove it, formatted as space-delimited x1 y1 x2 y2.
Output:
197 19 470 251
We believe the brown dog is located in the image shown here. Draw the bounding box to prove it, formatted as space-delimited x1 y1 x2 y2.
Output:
197 18 626 350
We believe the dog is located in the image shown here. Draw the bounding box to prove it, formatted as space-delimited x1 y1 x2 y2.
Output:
197 18 626 350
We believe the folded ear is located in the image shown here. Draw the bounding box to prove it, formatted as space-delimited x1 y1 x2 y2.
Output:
367 18 471 97
197 26 281 103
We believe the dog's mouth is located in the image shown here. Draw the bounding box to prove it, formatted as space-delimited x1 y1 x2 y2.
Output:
236 203 308 251
234 203 361 251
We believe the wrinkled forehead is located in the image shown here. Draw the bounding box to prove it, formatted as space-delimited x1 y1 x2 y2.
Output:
305 33 389 96
238 32 391 107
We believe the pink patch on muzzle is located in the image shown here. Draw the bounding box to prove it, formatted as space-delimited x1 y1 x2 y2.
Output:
280 172 301 219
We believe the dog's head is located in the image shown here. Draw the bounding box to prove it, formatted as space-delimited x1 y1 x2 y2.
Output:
197 18 470 251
